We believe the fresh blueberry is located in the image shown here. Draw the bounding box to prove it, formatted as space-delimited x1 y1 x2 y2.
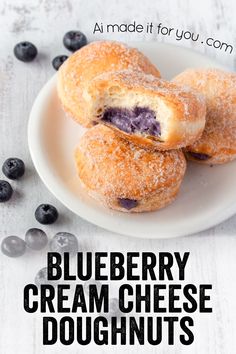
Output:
1 236 26 257
35 267 55 287
52 55 68 70
14 41 38 62
84 278 102 296
118 198 138 210
2 158 25 180
25 228 48 250
35 204 58 225
50 232 78 255
188 152 211 161
0 180 13 202
63 30 87 52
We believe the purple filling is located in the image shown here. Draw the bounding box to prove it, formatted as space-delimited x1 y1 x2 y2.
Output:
188 152 211 161
102 107 161 137
118 198 138 210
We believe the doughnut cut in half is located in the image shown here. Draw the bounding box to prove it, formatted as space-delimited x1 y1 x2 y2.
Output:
84 70 206 150
57 40 161 127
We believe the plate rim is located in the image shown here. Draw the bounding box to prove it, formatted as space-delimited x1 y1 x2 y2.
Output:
28 41 236 239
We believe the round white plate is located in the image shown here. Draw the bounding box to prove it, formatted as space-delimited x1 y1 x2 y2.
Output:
28 41 236 239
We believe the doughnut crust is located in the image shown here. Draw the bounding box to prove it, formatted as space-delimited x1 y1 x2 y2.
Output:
173 68 236 164
84 70 206 150
75 125 186 213
57 41 161 127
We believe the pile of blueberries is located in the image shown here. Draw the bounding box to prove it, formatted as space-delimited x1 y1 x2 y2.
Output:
0 157 79 283
1 30 89 284
3 31 121 316
13 30 87 70
0 157 59 224
1 160 120 312
2 31 121 317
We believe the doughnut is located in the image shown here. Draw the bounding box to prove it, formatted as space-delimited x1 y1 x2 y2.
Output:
83 70 206 150
57 40 161 127
75 125 187 213
173 68 236 164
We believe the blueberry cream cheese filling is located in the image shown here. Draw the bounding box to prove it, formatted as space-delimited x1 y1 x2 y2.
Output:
188 152 211 161
118 198 138 210
102 107 161 137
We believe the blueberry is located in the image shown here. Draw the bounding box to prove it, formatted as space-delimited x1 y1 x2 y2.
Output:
118 198 138 210
25 228 48 250
14 41 38 62
63 30 87 52
1 236 26 257
52 55 68 70
2 158 25 180
35 204 58 225
50 232 78 255
35 267 55 287
0 180 13 202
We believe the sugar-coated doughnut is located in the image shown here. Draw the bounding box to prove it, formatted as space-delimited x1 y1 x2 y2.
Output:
84 70 206 150
75 125 186 213
57 40 161 127
173 68 236 164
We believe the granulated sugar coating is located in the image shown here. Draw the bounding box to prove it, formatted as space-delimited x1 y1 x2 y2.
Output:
87 69 206 150
57 41 161 127
92 69 206 124
173 68 236 164
75 125 186 213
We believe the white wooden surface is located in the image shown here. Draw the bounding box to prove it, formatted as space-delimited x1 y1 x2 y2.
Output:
0 0 236 353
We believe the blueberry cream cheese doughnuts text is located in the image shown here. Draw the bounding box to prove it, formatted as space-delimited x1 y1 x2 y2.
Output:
173 68 236 164
75 125 186 213
84 70 206 150
57 40 161 127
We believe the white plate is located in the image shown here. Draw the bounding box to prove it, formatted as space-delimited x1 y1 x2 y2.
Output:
28 41 236 239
